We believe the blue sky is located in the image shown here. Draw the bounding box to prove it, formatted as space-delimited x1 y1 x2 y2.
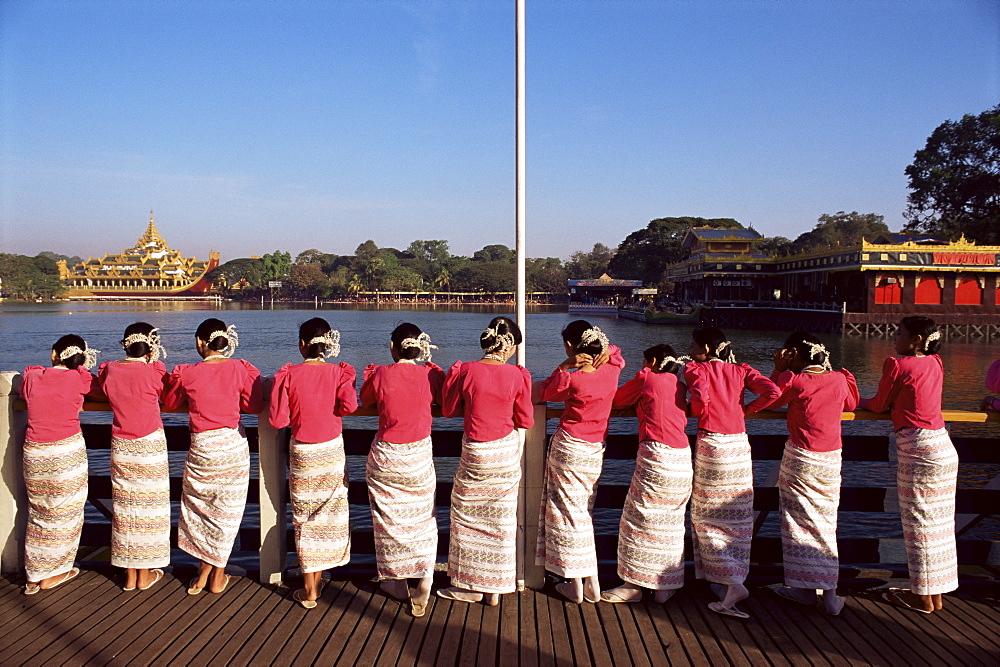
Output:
1 0 997 265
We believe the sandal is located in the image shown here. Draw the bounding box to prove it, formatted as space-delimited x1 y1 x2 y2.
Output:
882 590 932 614
209 575 231 594
187 577 204 596
555 582 584 604
708 600 750 619
774 586 817 607
293 589 317 609
43 567 80 591
24 583 40 596
600 586 642 604
410 600 428 617
436 587 484 604
139 569 164 591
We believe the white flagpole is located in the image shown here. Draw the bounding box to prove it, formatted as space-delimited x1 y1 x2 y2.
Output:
515 0 528 590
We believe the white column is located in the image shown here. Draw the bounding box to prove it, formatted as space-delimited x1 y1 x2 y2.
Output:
256 381 287 584
0 372 27 575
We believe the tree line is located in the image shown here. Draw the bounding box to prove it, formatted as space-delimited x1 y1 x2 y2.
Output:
2 103 996 300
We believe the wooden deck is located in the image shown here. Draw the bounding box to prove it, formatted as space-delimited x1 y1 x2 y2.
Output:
1 570 997 666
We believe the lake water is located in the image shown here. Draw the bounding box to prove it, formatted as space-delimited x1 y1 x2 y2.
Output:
2 301 997 554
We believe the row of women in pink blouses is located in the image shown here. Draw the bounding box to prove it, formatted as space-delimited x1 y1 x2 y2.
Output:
19 315 962 619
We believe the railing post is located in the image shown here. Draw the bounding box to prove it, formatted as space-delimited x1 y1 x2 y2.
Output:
256 387 287 584
520 402 548 589
0 372 27 576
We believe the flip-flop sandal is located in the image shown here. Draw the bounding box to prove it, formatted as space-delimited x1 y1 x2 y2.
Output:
44 567 80 591
410 600 428 617
708 601 750 619
379 581 409 602
774 586 817 607
293 589 317 609
24 583 40 596
139 569 164 591
209 575 231 594
436 587 484 604
882 590 932 614
600 587 642 604
555 582 584 604
187 577 204 596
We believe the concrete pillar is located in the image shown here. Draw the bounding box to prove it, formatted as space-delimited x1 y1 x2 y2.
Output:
520 403 548 589
0 372 27 575
256 385 287 585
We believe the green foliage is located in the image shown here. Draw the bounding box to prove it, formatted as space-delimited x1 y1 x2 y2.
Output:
790 212 888 253
0 253 65 299
527 257 568 292
261 250 292 283
904 103 1000 245
206 257 265 293
473 244 515 263
565 243 614 279
607 217 742 284
757 236 794 257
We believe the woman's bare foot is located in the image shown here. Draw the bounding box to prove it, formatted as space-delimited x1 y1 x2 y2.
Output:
124 568 138 591
556 579 584 604
932 593 944 611
412 575 433 607
582 575 600 603
380 579 409 602
653 589 677 604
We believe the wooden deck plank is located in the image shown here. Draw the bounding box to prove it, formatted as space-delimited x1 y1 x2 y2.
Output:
288 579 364 665
579 599 614 665
646 596 710 666
673 590 735 666
411 588 452 665
149 578 258 666
0 570 110 658
308 581 372 667
912 605 999 666
625 604 670 667
12 573 136 665
560 599 594 667
372 596 418 667
225 584 303 666
722 597 794 667
846 596 937 666
209 585 294 666
333 586 389 666
739 588 831 667
240 583 315 665
938 593 1000 647
354 592 405 666
455 595 484 666
762 593 855 667
64 572 183 665
519 589 539 667
691 598 752 667
497 590 520 667
597 598 651 667
869 594 988 666
826 596 911 666
434 601 469 666
542 593 575 667
472 597 502 667
268 580 348 666
533 589 556 667
393 595 437 667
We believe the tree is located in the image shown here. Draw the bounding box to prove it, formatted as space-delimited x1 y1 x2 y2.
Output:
607 217 742 284
790 212 888 253
294 248 328 265
0 253 64 299
261 250 291 283
207 257 265 292
758 236 794 257
287 263 327 296
527 257 567 292
473 244 515 263
565 243 614 279
904 104 1000 245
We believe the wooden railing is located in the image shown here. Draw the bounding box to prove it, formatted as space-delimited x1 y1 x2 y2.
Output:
1 370 997 589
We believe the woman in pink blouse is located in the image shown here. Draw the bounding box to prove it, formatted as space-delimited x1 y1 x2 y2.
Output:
98 322 171 592
861 316 958 614
685 327 780 619
360 322 444 617
601 344 690 605
536 319 625 604
438 317 534 606
21 334 101 595
769 332 858 616
164 318 263 596
269 317 357 609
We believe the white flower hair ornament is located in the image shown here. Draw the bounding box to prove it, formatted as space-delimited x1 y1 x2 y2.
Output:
579 326 610 352
123 328 167 362
924 330 941 353
715 340 736 363
308 329 341 358
208 324 240 358
60 345 101 370
803 341 832 372
401 332 437 362
483 325 516 357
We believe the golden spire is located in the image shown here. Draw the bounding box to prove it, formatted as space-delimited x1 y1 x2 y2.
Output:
132 210 167 251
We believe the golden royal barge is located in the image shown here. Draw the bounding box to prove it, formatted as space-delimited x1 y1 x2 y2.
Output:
57 212 220 299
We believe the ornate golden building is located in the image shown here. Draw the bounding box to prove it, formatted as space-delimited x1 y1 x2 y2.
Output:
58 212 220 298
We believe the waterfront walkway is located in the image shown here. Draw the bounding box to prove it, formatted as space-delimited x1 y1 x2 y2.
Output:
1 570 997 666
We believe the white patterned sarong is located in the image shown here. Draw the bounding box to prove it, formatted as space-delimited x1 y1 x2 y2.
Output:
617 441 692 590
367 436 437 579
23 433 88 582
691 431 753 585
448 430 521 594
111 430 171 569
779 442 841 590
896 427 959 596
535 427 604 579
178 426 249 567
290 435 351 573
